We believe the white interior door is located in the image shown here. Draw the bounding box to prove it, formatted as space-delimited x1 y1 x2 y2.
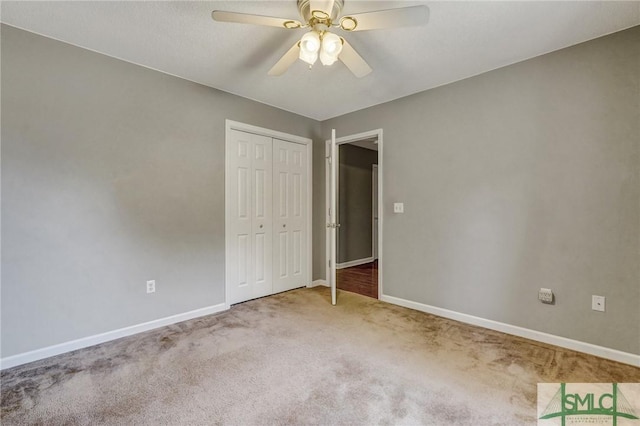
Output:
325 128 383 303
273 138 308 293
372 164 379 260
227 129 273 304
329 129 337 305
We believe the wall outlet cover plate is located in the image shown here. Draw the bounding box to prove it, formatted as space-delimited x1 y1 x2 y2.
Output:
538 288 554 304
592 295 605 312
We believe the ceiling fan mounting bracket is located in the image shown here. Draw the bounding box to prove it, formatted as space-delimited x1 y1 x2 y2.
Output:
339 16 357 31
308 18 331 32
283 20 303 29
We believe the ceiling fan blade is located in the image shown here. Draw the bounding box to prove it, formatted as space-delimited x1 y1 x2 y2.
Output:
339 39 372 78
268 42 301 76
340 5 429 32
212 11 303 29
310 0 335 16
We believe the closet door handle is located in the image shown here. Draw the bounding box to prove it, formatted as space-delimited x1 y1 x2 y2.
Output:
259 224 263 229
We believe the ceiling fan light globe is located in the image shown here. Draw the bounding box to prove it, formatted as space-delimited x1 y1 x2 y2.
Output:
299 50 318 65
319 50 339 66
321 32 343 56
300 31 321 54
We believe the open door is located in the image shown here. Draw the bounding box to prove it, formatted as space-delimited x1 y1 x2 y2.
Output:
372 164 379 260
327 128 383 304
328 129 338 305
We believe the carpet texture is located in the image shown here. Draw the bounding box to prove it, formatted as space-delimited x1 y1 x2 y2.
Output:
2 287 639 425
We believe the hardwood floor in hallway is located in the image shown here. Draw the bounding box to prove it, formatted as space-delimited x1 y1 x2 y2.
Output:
337 260 378 299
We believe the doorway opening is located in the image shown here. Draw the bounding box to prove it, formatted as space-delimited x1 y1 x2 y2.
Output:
326 130 382 301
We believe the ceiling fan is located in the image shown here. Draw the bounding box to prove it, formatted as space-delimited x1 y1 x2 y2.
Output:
212 0 429 78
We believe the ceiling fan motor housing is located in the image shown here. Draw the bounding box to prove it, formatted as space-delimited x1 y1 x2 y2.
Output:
297 0 344 23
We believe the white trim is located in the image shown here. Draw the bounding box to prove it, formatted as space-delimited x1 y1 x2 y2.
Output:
309 279 329 287
325 141 331 292
325 129 383 299
337 257 375 270
226 120 312 146
225 120 313 306
0 303 229 370
380 294 640 367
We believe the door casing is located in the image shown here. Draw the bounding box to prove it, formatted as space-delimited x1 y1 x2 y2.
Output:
325 129 383 300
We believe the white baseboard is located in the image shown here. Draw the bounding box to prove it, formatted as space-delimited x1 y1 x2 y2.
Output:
0 303 229 370
309 279 329 287
380 294 640 367
337 257 374 270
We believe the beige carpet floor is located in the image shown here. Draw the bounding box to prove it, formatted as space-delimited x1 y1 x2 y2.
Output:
2 286 639 425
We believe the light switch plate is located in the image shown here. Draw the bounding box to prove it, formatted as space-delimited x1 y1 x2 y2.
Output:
394 203 404 213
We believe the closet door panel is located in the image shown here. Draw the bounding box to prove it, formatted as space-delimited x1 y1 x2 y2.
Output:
252 135 273 299
273 139 308 293
228 130 272 304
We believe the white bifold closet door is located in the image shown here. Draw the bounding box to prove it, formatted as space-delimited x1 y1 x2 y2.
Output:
227 130 308 305
227 130 273 304
273 139 308 294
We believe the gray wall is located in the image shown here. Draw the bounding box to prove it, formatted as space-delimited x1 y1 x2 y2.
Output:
319 26 640 354
338 145 377 263
3 22 639 358
1 25 320 357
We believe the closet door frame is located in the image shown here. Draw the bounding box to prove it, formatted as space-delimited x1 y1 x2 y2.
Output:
225 120 313 306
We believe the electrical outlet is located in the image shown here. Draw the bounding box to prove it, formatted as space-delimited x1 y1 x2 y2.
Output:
146 280 156 294
393 203 404 213
592 295 605 312
538 288 554 304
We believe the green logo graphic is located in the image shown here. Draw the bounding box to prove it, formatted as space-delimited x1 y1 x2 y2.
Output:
540 383 639 426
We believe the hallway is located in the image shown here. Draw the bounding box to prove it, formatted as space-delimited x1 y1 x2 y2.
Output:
337 261 378 299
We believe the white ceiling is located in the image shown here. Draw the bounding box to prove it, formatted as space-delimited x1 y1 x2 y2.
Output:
2 1 638 121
